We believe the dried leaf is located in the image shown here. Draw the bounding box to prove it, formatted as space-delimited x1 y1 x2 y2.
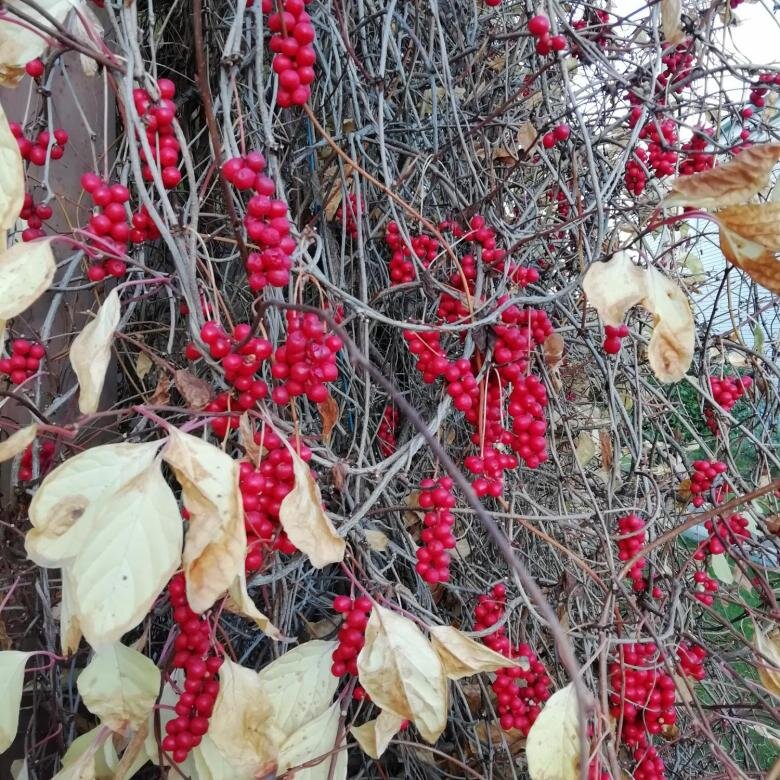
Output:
224 570 282 640
429 625 516 680
278 442 345 568
318 396 339 445
59 568 82 655
134 351 153 380
174 369 213 410
543 332 564 368
238 413 261 466
148 374 171 405
661 0 684 44
0 238 56 320
364 529 389 552
350 710 405 759
258 640 339 738
357 605 447 743
0 651 32 752
665 143 780 208
574 432 597 467
0 424 37 463
0 101 24 229
754 625 780 697
598 431 613 470
582 252 648 326
526 683 583 780
163 428 245 614
76 642 160 732
277 702 346 780
70 289 120 414
472 721 526 755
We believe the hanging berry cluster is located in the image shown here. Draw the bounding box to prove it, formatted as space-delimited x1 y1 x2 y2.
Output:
265 0 317 107
133 79 182 189
19 194 52 242
603 323 629 355
376 404 398 456
704 374 752 435
335 193 363 240
0 339 45 385
330 595 372 685
688 459 728 508
385 221 438 284
18 439 55 482
415 477 457 584
10 122 67 166
616 513 661 597
527 14 567 56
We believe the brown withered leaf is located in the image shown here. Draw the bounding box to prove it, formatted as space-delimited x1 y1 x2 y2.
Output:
175 369 213 410
598 430 613 470
318 396 340 445
149 374 171 405
666 142 780 208
238 413 262 466
542 332 564 369
473 721 526 755
661 0 684 44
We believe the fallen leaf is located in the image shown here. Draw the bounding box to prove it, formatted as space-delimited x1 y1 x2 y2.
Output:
350 710 405 759
543 332 564 369
661 0 684 44
357 605 447 743
526 683 583 780
403 491 423 528
163 428 245 614
70 289 121 414
754 625 780 697
0 238 56 320
598 431 613 470
0 101 24 229
148 374 171 405
582 251 647 326
174 369 213 410
0 651 32 752
301 616 339 640
278 441 345 568
364 529 389 552
429 625 516 680
224 570 282 640
0 424 37 463
318 396 339 445
277 702 346 779
665 142 780 208
76 642 160 732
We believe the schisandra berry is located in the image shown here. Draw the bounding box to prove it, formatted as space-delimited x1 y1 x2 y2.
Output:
18 438 55 481
133 83 182 189
10 121 67 166
688 459 727 508
266 0 317 107
331 595 372 678
692 569 718 605
334 193 364 240
0 339 46 385
603 323 629 355
415 476 457 584
616 514 651 593
377 404 399 456
705 374 751 435
676 642 707 681
385 221 438 284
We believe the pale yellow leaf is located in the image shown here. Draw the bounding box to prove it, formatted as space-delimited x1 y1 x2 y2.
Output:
0 238 56 320
0 651 32 752
754 625 780 697
574 432 597 467
59 568 82 656
357 605 447 743
163 427 244 614
526 683 582 780
661 0 684 44
0 424 36 464
0 101 24 229
189 734 254 780
278 441 345 568
666 142 780 208
134 351 153 380
258 640 339 738
350 710 405 759
277 702 346 780
59 727 118 779
582 252 648 326
10 758 28 780
364 529 389 552
224 570 282 640
77 643 160 732
70 289 121 414
429 625 517 680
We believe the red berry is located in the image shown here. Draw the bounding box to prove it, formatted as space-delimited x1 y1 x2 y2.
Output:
25 58 44 78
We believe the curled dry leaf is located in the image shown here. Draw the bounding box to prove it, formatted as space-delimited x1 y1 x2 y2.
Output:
526 682 583 780
665 142 780 209
0 650 33 753
318 395 339 445
224 569 282 640
0 424 37 464
76 642 160 732
582 252 647 326
277 702 347 780
163 427 245 614
238 412 261 465
278 440 345 568
0 101 24 229
174 368 213 410
357 604 447 743
70 289 121 414
0 238 56 320
429 625 517 680
351 710 406 759
754 625 780 697
542 332 564 369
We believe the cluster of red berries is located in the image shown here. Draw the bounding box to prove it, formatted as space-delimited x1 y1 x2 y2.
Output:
18 439 55 482
658 42 693 94
698 513 751 557
265 0 316 107
633 746 667 780
331 595 372 680
571 9 612 55
239 429 308 566
223 152 294 293
689 459 727 508
335 193 363 240
10 122 67 166
415 477 457 584
164 574 221 764
639 119 678 178
18 194 52 242
385 221 438 284
542 123 571 149
679 127 715 176
692 569 718 606
608 642 676 753
0 339 45 385
80 174 133 280
603 323 630 355
133 79 182 189
527 14 567 56
625 147 648 196
705 374 752 434
676 642 707 681
377 404 398 456
504 373 549 469
617 514 653 595
270 310 342 404
474 584 511 654
748 73 780 108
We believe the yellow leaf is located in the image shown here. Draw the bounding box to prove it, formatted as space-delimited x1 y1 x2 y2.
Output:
0 424 36 464
278 441 345 568
70 289 121 415
661 0 684 44
277 702 346 780
76 643 160 732
0 101 24 229
224 570 282 640
364 529 389 552
258 640 339 738
134 351 153 380
59 568 82 656
582 251 647 326
59 727 118 779
574 432 597 467
163 428 245 614
0 238 56 320
350 710 405 759
189 734 254 780
429 625 517 680
526 683 583 780
357 605 447 743
0 651 32 752
665 142 780 209
754 625 780 697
